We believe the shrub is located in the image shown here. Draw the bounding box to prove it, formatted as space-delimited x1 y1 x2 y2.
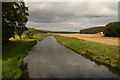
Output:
24 28 36 39
104 22 120 37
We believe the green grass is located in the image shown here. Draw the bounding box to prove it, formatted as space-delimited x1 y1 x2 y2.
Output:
2 33 50 79
54 35 120 68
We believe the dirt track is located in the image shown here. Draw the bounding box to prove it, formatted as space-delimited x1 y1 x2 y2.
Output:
57 34 119 46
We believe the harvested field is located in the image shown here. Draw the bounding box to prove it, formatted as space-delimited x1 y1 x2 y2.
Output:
57 34 119 46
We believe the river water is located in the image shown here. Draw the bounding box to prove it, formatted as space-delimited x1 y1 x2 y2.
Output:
23 36 119 78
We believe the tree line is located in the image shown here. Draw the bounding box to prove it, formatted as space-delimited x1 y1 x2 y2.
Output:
80 22 120 37
80 26 104 34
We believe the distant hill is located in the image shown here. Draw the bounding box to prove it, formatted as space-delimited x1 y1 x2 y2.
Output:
36 30 79 34
80 26 104 34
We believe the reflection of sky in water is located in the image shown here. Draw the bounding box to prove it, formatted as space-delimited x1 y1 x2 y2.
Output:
24 36 118 78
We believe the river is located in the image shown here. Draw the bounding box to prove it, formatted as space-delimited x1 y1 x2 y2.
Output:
23 36 119 78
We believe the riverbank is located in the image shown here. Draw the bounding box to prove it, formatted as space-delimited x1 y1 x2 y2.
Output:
2 33 50 79
54 35 120 72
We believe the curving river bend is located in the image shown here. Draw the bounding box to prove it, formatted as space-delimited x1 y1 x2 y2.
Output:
23 36 119 78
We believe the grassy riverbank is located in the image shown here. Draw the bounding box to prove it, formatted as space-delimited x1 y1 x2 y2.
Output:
2 33 50 79
54 35 120 69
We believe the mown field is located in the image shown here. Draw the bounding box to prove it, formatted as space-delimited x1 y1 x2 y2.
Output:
54 35 120 70
2 33 50 79
57 34 119 46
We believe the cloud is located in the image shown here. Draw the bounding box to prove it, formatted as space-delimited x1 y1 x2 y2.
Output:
25 2 118 32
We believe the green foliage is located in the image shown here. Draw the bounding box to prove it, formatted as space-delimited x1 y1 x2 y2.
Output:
104 22 120 37
80 26 104 34
2 2 29 42
2 2 16 42
24 28 37 39
55 35 119 68
16 26 28 39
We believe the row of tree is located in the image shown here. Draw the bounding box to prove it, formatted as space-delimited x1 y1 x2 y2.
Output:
80 22 120 37
80 26 104 34
2 2 29 42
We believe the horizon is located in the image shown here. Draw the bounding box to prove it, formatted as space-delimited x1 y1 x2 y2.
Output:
28 25 106 32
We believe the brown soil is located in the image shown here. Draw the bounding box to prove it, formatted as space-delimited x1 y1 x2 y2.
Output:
56 34 119 46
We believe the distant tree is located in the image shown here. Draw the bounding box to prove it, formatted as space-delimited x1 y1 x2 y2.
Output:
2 2 29 42
104 22 120 37
80 26 104 34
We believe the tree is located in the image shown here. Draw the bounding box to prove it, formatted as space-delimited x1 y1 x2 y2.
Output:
104 22 120 37
2 2 29 42
2 2 16 42
14 2 29 39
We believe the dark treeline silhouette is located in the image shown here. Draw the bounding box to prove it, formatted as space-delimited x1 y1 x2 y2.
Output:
80 26 104 34
37 30 78 34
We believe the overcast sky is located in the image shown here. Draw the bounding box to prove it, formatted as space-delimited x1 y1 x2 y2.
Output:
25 2 118 32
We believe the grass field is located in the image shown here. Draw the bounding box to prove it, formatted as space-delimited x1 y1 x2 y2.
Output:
57 34 119 46
54 35 120 69
2 33 50 79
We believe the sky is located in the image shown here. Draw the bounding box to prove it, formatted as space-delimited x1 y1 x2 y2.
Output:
25 2 118 32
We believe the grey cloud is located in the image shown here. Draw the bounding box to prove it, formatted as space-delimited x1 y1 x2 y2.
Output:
25 2 118 31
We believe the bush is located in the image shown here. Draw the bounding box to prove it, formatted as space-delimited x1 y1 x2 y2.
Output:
104 22 120 37
24 28 36 39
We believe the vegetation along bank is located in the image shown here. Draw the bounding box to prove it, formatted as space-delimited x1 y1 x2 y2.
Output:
54 35 120 74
